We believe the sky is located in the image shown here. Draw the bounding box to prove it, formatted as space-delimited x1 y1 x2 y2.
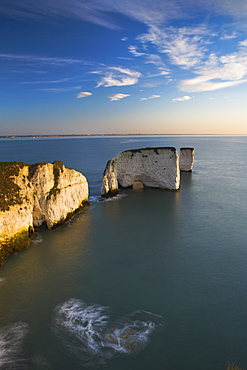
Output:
0 0 247 135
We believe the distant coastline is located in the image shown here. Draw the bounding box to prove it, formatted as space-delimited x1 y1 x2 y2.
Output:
0 133 244 139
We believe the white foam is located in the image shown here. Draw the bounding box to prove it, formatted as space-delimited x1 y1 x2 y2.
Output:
0 322 28 369
52 299 163 367
0 278 6 286
99 193 127 203
31 233 43 244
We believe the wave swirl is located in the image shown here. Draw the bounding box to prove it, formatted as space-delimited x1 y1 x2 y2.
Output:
52 299 163 367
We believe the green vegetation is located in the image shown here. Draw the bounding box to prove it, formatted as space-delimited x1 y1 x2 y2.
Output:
0 228 32 266
123 147 176 158
227 363 245 370
180 147 195 150
47 160 64 199
0 162 25 211
124 146 176 153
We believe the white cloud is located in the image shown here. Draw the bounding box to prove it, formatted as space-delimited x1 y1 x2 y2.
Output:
128 45 170 76
172 95 192 102
180 78 247 92
97 76 138 87
179 44 247 92
121 37 128 41
1 0 246 29
239 39 247 47
96 66 141 87
77 91 92 98
128 45 146 57
220 32 237 40
138 26 209 69
140 94 161 101
107 93 130 101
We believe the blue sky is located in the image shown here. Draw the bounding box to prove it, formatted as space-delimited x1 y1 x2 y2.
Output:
0 0 246 135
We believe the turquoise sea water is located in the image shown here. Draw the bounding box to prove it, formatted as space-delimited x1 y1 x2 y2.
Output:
0 136 246 370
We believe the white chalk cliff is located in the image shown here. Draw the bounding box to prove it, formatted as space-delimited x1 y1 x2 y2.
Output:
179 148 194 172
101 147 180 196
0 161 89 266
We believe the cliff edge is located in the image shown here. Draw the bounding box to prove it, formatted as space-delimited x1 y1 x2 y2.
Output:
0 161 89 266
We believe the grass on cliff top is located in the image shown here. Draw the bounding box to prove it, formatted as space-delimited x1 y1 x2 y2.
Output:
0 160 66 211
123 146 177 154
0 162 25 211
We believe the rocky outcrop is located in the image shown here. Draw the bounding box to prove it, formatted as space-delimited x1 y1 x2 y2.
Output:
179 148 194 172
0 161 89 266
101 147 180 196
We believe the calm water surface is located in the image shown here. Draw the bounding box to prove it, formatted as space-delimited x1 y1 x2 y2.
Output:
0 136 246 370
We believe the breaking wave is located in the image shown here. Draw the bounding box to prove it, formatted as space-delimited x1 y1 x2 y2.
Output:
31 233 43 244
0 322 28 369
52 299 163 367
99 193 127 203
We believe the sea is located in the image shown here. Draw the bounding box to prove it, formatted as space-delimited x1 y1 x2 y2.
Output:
0 135 246 370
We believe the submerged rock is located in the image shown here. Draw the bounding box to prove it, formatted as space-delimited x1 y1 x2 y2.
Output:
101 147 180 196
0 161 89 266
179 147 194 172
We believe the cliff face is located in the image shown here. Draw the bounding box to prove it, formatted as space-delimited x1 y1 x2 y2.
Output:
0 161 89 266
101 147 180 196
179 148 194 172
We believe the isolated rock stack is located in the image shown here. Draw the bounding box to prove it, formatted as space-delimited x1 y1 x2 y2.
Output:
179 148 194 172
101 146 195 196
101 147 180 196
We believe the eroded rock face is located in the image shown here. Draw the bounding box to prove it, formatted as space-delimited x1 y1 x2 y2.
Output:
179 148 194 172
101 147 180 196
0 161 89 266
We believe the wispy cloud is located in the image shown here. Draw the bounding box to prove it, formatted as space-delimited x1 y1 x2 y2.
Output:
172 95 192 102
0 53 91 66
138 26 209 69
128 45 170 76
1 0 246 30
36 86 81 92
19 78 73 85
107 93 130 101
77 91 92 98
179 40 247 92
140 94 161 101
128 45 146 57
220 32 237 40
95 66 141 87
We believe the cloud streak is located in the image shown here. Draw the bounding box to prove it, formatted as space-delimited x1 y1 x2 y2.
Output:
95 66 141 87
172 95 192 102
179 40 247 92
36 86 81 92
107 93 130 101
140 94 161 101
0 53 91 66
77 91 92 98
2 0 246 27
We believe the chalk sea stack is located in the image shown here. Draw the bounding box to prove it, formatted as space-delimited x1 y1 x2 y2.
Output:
0 161 89 266
101 147 180 196
179 148 194 172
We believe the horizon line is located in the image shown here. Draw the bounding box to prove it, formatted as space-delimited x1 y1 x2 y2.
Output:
1 133 246 139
